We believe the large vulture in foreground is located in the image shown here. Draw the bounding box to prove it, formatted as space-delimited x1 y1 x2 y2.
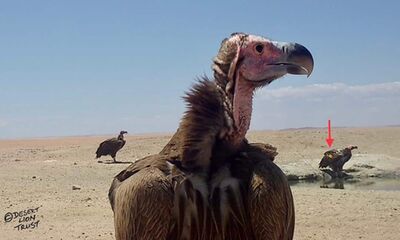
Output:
319 145 358 173
96 131 128 162
109 33 314 240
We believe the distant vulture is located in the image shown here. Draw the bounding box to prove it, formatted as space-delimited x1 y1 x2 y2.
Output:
96 131 128 162
109 33 313 240
319 145 358 173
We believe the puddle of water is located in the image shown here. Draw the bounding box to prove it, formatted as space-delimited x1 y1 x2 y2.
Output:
289 178 400 191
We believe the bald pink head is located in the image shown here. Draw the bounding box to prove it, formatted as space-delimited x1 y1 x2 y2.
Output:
215 33 314 145
223 33 314 86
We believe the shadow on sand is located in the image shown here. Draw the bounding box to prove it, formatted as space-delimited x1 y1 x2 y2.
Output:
97 160 132 164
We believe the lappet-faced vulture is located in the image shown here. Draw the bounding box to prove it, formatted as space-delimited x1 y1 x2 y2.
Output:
109 33 314 240
319 145 358 173
96 131 128 162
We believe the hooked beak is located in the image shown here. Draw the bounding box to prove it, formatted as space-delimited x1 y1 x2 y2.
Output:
271 42 314 77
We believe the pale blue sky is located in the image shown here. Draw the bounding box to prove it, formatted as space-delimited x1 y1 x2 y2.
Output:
1 1 399 139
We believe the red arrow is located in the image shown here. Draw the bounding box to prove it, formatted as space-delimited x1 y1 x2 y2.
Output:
326 119 334 147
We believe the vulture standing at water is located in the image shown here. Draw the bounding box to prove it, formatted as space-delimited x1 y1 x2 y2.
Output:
96 131 128 162
319 145 358 173
109 33 314 240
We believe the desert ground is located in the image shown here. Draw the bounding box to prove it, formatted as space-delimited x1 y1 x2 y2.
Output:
1 127 399 240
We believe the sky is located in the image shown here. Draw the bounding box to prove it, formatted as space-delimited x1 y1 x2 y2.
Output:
1 0 399 139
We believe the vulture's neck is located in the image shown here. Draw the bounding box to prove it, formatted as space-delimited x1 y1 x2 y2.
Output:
232 76 254 145
118 134 124 140
215 73 255 146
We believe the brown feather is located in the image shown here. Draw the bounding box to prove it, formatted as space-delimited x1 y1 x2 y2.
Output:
179 78 226 171
248 151 295 240
96 132 127 160
108 80 291 239
112 167 174 240
319 147 355 172
109 32 296 239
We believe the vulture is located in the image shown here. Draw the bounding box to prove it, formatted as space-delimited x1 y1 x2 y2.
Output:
319 145 358 173
96 131 128 162
108 33 314 240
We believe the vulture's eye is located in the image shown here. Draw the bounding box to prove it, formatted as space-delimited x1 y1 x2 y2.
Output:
254 44 264 54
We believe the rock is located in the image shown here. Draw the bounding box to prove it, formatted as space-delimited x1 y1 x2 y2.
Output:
353 163 374 169
344 167 359 173
281 154 400 181
281 160 321 181
347 154 400 177
72 185 82 190
286 174 299 181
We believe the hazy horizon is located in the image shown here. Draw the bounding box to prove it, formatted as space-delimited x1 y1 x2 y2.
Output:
1 123 399 141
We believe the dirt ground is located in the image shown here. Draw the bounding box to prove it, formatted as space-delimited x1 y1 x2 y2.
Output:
1 127 399 240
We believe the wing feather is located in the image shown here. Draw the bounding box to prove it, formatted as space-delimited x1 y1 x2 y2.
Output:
248 151 295 240
110 157 174 240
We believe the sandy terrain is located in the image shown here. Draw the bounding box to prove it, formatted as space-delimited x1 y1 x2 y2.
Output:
1 127 399 240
